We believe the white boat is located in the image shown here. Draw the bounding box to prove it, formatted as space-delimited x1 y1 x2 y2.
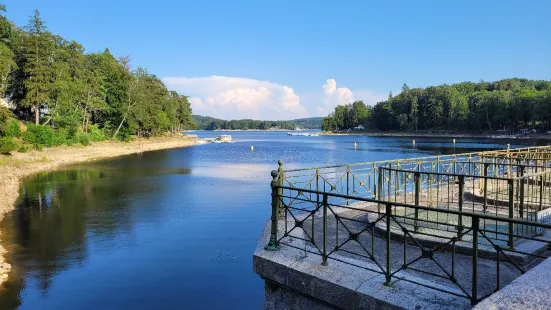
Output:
212 134 233 143
287 132 310 136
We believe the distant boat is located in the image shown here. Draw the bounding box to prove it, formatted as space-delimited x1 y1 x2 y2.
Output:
212 134 233 143
287 132 310 136
287 132 319 137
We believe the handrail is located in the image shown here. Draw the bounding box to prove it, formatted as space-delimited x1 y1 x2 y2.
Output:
275 184 551 228
267 181 551 306
283 145 551 173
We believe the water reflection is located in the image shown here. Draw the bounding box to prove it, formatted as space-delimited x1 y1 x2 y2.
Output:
0 161 192 308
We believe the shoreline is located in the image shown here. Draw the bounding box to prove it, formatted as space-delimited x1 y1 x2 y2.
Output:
321 131 551 140
0 137 196 286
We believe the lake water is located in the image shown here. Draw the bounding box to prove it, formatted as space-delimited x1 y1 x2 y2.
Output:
0 132 546 309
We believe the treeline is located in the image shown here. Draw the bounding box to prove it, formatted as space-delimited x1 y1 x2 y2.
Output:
322 78 551 132
0 7 193 153
193 115 322 130
292 117 322 129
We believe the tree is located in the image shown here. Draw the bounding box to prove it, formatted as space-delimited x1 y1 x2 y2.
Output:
20 10 54 124
0 41 15 95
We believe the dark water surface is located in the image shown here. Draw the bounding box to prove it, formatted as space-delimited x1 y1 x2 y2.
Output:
0 132 546 309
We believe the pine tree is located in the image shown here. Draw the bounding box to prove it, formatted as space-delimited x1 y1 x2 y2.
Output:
21 10 54 124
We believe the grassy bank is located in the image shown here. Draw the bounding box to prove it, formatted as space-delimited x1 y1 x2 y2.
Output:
0 137 196 286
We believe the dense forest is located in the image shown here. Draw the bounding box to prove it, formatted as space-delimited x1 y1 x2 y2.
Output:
0 6 194 153
322 79 551 132
193 115 322 130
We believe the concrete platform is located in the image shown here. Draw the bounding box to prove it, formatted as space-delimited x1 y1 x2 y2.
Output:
255 219 473 309
474 256 551 310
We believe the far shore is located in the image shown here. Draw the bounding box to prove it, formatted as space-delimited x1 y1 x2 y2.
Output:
0 137 196 286
321 130 551 141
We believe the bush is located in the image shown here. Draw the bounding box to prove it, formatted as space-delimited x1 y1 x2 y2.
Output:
0 137 18 155
52 128 68 146
117 131 132 142
24 124 55 149
18 144 29 153
88 124 106 142
76 132 90 146
5 120 21 137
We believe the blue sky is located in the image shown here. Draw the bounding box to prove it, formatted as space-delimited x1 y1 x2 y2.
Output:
3 0 551 120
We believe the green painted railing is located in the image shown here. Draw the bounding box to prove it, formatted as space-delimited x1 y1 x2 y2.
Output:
266 145 551 306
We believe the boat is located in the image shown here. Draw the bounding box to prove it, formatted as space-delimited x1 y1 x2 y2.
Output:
287 132 310 136
212 134 233 143
287 132 320 137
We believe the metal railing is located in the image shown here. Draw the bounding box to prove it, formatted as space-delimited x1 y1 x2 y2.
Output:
265 146 551 306
265 180 551 306
378 162 551 247
279 146 551 202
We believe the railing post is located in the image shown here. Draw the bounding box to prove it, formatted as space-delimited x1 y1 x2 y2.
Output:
483 163 489 212
322 193 328 266
471 216 479 306
519 176 525 220
346 165 350 205
265 170 280 251
316 168 320 207
377 168 383 214
278 160 284 219
540 175 544 211
457 175 465 239
508 179 514 248
414 172 420 232
385 203 392 286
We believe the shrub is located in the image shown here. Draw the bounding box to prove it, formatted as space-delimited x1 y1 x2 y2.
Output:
76 132 90 146
117 131 132 142
24 124 55 149
18 144 29 153
88 124 106 142
52 128 68 146
0 137 18 155
5 120 21 137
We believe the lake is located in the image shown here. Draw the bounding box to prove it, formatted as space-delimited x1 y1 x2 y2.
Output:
0 132 546 309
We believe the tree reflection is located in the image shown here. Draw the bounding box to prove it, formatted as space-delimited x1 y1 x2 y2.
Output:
0 151 191 307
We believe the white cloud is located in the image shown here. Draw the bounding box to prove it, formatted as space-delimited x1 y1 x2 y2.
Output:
315 79 387 116
163 76 307 120
163 75 390 119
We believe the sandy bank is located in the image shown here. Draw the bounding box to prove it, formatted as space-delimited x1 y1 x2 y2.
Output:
0 137 196 285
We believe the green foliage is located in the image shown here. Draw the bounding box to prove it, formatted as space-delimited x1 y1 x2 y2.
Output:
0 106 14 136
321 101 372 131
322 79 551 132
5 119 21 137
24 124 55 149
88 124 106 141
76 132 90 146
0 136 17 154
18 144 29 153
52 128 68 146
1 8 194 144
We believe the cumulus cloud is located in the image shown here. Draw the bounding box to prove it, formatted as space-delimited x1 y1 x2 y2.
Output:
163 76 307 120
315 79 388 116
316 79 355 115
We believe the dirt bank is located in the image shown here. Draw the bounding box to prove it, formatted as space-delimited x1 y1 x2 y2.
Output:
0 137 196 285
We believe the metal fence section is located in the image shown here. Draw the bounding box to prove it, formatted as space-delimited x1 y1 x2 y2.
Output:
265 183 551 306
280 146 551 202
265 145 551 306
